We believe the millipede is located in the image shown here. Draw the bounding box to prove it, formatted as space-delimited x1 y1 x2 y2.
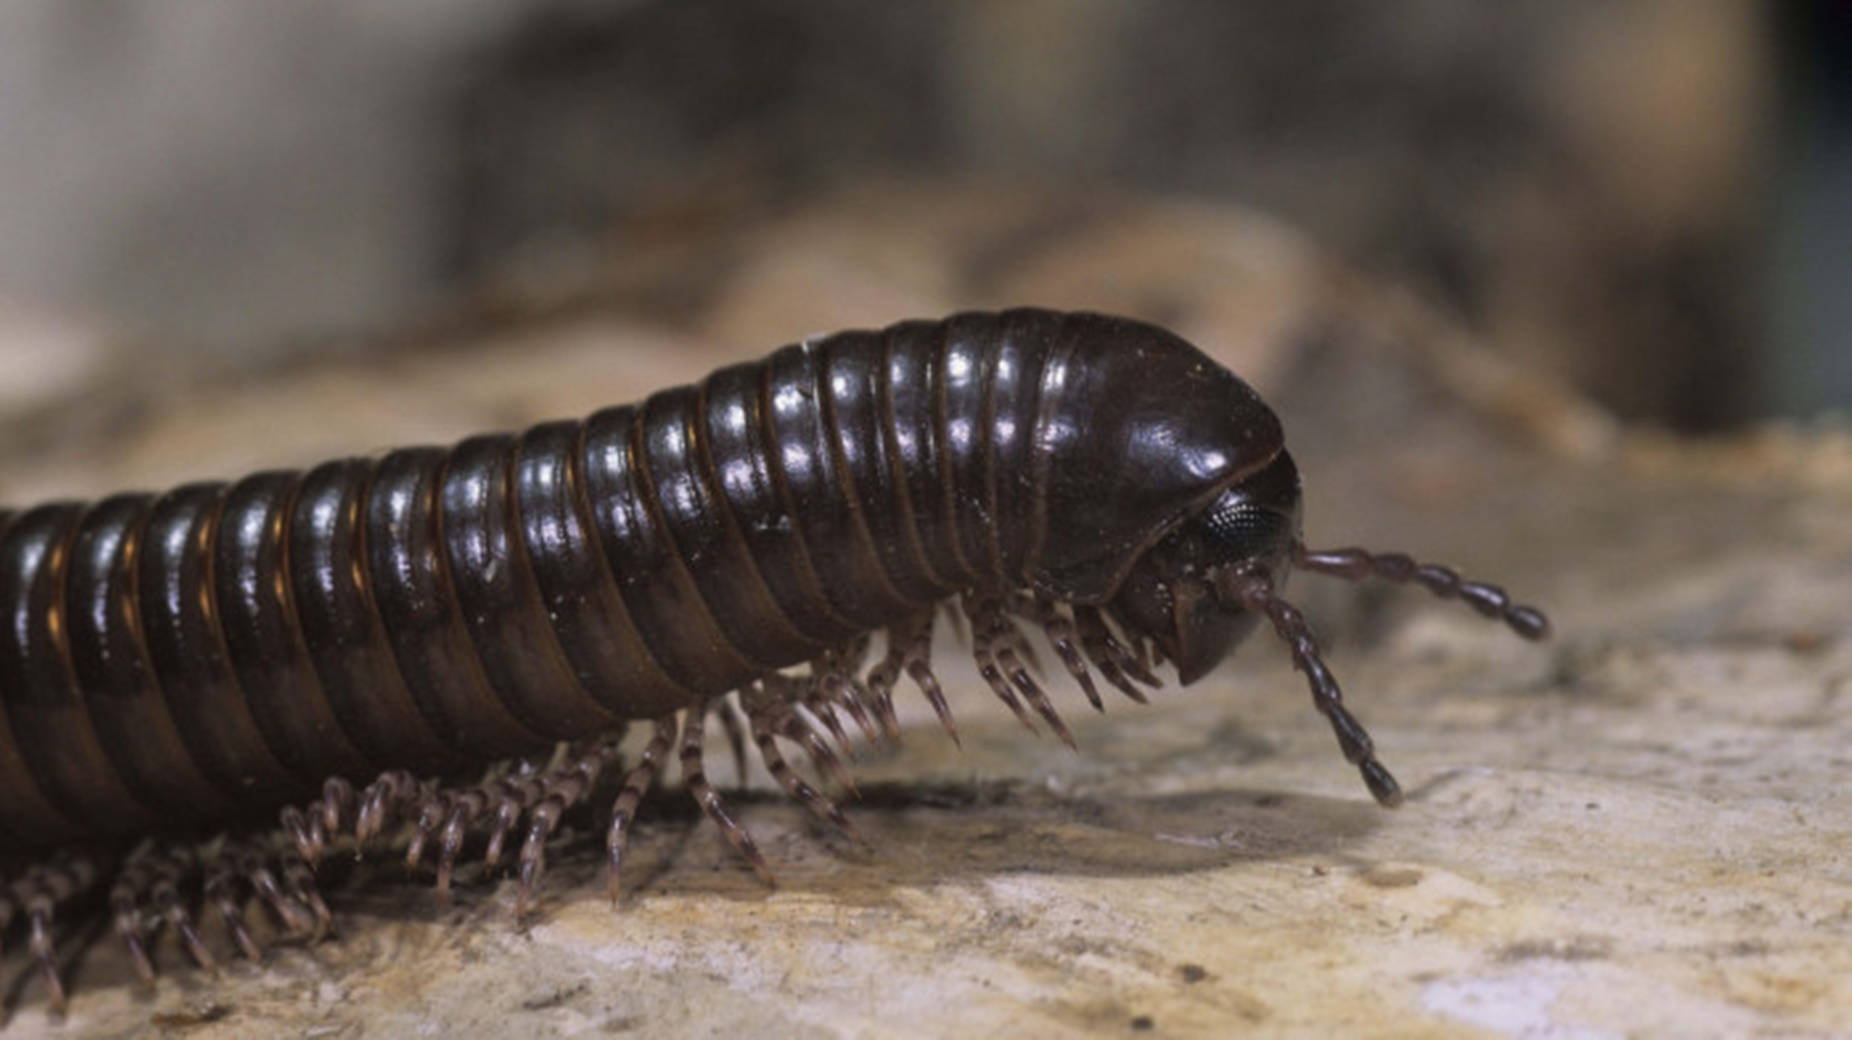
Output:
0 308 1548 1013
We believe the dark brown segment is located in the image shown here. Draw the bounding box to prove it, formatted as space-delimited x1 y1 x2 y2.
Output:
290 458 459 775
698 361 859 646
64 494 237 828
0 504 150 837
216 471 377 782
641 388 823 668
983 310 1061 580
366 447 542 758
137 485 307 802
939 314 1008 587
439 434 617 737
763 340 916 626
0 506 41 844
514 421 695 719
581 405 759 695
820 330 951 604
879 320 972 589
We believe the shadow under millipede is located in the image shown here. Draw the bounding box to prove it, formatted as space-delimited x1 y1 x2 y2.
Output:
0 773 1386 1019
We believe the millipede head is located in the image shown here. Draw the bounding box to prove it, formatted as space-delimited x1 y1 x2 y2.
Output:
1106 449 1304 685
1098 447 1549 806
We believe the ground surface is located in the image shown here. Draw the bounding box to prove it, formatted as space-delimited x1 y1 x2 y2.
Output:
1 185 1847 1038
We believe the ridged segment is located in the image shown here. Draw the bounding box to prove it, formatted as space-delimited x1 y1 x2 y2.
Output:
515 421 691 721
640 386 820 670
290 459 460 776
818 331 951 605
879 320 972 590
365 447 540 758
939 315 1008 586
64 495 238 827
763 340 919 628
0 504 154 838
698 361 860 647
137 485 304 802
981 311 1062 580
216 471 376 784
439 434 617 738
580 405 760 694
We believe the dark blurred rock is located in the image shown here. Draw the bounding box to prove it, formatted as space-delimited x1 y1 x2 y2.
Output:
0 1 1775 430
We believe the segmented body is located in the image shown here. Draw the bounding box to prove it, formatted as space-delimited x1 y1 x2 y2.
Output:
0 308 1548 1012
0 309 1259 848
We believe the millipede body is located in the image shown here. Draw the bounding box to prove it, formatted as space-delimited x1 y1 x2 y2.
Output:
0 308 1547 1010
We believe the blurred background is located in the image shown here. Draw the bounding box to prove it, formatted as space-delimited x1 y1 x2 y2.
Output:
0 0 1840 456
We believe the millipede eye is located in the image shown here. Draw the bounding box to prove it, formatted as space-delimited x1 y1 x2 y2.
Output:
1204 498 1284 545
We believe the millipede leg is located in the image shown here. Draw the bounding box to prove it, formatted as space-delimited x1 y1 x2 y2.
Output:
1004 651 1074 744
800 679 857 759
868 610 958 744
997 637 1076 749
516 741 619 917
862 644 903 724
277 847 331 944
859 637 904 740
280 807 319 871
965 596 1042 735
1003 593 1049 677
301 737 644 915
943 598 972 648
281 776 359 868
318 776 356 845
26 898 64 1015
607 716 676 903
144 844 217 975
433 788 490 905
762 675 858 795
717 699 752 787
19 856 97 1015
681 702 774 885
969 596 1079 745
106 844 216 986
814 662 883 746
484 766 547 871
1074 606 1160 703
404 790 456 875
814 639 887 745
204 856 263 963
109 849 159 987
743 693 862 844
223 839 319 940
1222 569 1404 807
1026 593 1105 712
863 642 906 736
355 771 425 848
